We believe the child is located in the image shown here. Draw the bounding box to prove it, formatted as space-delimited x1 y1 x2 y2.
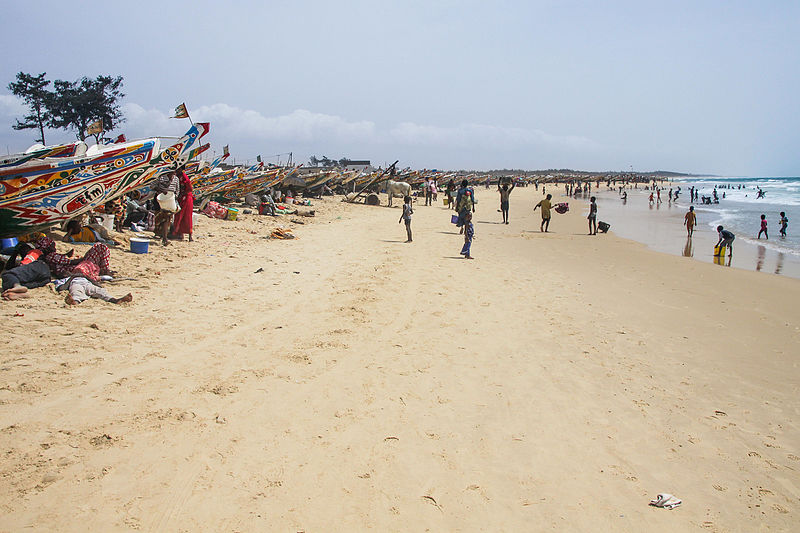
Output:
59 276 132 305
461 211 474 259
497 178 515 224
588 196 597 235
758 214 768 239
716 225 735 258
779 212 788 237
398 195 413 243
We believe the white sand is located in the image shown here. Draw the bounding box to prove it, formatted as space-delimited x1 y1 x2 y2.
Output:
1 186 798 531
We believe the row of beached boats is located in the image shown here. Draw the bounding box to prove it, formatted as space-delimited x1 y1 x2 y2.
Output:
0 124 211 237
0 122 540 237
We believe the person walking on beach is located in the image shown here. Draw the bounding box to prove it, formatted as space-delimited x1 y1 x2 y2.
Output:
534 193 553 232
684 206 696 236
398 195 413 243
758 214 768 239
446 179 456 210
424 177 433 206
716 225 735 258
153 170 181 246
649 192 654 205
460 211 474 259
588 196 597 235
455 180 475 234
779 212 788 237
497 178 515 224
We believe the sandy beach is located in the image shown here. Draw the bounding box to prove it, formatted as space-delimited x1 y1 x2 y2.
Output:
1 186 799 531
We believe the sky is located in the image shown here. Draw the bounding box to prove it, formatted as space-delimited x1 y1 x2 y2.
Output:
1 0 798 176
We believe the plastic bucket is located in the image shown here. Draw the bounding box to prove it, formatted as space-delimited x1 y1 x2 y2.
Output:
226 208 239 221
130 237 150 254
450 214 459 225
157 192 178 212
1 237 19 249
95 213 114 232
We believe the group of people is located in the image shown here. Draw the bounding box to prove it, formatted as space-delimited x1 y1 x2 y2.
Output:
0 165 200 305
1 235 130 305
757 212 789 240
683 205 789 261
399 179 606 258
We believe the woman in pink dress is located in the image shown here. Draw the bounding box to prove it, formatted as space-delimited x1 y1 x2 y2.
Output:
171 168 194 242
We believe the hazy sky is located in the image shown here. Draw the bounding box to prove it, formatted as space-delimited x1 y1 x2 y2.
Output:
1 1 798 175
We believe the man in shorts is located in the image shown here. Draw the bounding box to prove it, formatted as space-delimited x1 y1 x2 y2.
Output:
716 225 735 258
534 193 553 232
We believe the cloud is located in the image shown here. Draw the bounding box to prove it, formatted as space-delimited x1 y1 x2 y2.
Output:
0 97 602 168
123 102 598 153
193 104 377 143
0 95 28 118
389 122 599 151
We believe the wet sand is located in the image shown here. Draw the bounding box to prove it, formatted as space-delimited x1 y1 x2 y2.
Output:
0 187 799 531
592 187 800 279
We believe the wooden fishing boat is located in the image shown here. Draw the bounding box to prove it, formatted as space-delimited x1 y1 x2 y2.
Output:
0 141 88 169
0 123 209 236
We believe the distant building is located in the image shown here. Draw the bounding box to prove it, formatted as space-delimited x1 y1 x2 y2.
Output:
341 159 373 172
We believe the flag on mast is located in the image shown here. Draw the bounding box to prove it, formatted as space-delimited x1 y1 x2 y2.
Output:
86 119 103 135
257 155 262 163
223 145 230 157
172 103 190 119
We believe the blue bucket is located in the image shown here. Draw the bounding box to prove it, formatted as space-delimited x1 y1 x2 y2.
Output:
130 237 150 254
1 237 19 249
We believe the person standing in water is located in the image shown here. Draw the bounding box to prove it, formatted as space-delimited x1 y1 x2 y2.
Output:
779 212 788 237
588 196 597 235
534 193 553 232
398 195 413 243
758 214 768 239
684 206 696 236
497 178 515 224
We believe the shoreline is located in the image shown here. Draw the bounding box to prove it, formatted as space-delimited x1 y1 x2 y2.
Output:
591 187 800 279
1 187 798 531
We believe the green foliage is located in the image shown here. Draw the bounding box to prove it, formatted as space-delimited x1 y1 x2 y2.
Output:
7 72 51 144
47 75 125 142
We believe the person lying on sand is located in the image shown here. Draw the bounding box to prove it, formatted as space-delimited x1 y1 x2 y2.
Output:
1 260 51 300
63 219 117 245
57 276 132 305
36 237 114 280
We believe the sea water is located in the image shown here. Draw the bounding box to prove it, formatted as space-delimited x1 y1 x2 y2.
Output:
675 177 799 257
593 176 800 279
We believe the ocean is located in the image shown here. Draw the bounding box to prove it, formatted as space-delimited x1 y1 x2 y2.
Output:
674 177 799 257
592 176 800 279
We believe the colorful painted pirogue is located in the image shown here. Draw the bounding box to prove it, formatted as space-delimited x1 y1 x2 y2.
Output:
0 123 210 236
0 141 86 170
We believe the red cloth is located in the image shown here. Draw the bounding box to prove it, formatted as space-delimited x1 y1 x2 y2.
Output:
172 171 194 235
